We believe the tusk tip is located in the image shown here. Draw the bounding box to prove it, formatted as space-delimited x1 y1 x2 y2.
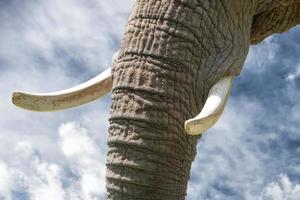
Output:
184 76 234 135
185 118 205 136
12 91 22 105
185 115 219 135
11 91 32 111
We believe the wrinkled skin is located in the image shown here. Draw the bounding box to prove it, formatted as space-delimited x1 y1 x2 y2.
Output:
106 0 300 199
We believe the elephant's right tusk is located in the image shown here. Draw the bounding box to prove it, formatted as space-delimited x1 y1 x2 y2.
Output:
12 67 112 112
185 76 234 135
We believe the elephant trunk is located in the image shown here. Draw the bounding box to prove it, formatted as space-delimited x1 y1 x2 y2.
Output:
107 0 256 199
107 64 198 198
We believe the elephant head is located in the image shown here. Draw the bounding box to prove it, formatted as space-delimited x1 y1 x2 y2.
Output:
11 0 300 199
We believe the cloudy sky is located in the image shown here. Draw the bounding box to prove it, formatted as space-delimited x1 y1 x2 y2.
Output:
0 1 299 200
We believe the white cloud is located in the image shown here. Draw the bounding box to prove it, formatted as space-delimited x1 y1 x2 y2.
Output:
59 122 97 157
0 162 13 200
28 160 65 200
245 36 279 74
0 122 107 200
59 122 106 200
286 63 300 82
259 175 300 200
0 0 134 77
0 142 66 200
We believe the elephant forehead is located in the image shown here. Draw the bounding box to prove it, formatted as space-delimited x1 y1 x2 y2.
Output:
250 0 300 44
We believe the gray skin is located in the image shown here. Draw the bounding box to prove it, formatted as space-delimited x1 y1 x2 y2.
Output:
106 0 300 199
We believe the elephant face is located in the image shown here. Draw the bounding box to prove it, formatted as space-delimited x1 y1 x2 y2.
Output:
12 0 300 199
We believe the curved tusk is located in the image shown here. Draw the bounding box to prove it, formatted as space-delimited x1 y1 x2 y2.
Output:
185 76 234 135
12 67 112 112
12 51 119 112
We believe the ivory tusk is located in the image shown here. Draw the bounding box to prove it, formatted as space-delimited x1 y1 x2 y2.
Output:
185 76 234 135
12 67 112 112
12 51 119 112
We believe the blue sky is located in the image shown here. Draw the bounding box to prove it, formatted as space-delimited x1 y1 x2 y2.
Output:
0 1 299 199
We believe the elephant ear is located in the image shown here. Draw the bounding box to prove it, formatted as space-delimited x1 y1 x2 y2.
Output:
250 1 300 44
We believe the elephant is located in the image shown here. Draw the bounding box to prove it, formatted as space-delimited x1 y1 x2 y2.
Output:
11 0 300 199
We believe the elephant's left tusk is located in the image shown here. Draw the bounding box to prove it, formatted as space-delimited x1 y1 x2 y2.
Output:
12 67 112 112
185 76 234 135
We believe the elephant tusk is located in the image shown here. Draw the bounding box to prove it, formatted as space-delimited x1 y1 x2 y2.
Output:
185 76 234 135
12 51 119 112
12 67 112 112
